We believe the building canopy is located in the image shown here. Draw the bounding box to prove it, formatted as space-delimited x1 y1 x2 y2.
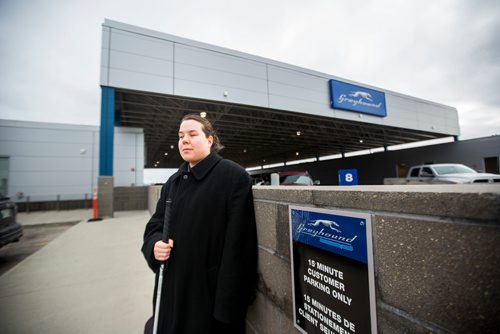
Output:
115 89 447 168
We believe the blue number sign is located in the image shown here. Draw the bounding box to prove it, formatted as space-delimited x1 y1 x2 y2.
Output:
339 169 358 186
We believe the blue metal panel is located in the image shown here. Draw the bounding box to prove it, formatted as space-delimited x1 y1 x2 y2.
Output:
329 80 387 117
99 86 115 176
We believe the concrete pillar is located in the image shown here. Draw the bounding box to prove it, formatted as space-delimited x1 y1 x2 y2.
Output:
270 173 279 185
98 176 114 218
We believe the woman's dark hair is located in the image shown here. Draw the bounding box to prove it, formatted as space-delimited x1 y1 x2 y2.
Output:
181 113 224 153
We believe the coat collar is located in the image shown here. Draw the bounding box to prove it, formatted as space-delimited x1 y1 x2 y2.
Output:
171 153 222 182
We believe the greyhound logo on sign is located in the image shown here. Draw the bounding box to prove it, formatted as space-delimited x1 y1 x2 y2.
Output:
349 91 373 102
309 219 341 232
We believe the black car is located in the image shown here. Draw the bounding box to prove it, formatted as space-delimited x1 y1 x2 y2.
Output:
0 194 23 248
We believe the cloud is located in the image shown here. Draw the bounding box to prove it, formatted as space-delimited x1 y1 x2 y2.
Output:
457 102 500 138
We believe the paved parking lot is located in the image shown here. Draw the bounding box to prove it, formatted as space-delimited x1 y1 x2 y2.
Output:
0 222 78 276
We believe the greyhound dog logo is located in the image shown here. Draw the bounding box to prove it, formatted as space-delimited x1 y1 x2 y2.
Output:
309 219 341 233
349 91 373 102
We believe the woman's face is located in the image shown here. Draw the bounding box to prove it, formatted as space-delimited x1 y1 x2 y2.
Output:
178 119 213 167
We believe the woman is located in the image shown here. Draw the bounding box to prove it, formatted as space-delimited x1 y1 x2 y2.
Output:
142 114 257 333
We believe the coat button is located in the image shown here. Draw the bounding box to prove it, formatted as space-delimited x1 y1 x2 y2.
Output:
183 175 188 180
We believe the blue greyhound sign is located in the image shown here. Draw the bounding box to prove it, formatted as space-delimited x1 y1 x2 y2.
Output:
329 79 387 117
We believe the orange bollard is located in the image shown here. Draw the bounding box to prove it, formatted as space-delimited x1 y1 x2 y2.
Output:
92 187 98 219
87 187 102 222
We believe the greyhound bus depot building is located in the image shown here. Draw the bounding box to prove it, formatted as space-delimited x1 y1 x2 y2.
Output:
1 19 465 214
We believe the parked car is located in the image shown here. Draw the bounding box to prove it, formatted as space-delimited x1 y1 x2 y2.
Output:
0 194 23 248
251 171 320 186
279 171 320 186
384 163 500 184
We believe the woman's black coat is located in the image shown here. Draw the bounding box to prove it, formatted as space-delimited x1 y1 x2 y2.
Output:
142 153 258 333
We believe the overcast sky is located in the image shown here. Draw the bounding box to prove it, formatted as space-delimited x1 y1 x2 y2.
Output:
1 0 499 140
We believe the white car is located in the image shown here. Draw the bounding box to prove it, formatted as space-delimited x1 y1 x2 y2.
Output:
407 163 500 184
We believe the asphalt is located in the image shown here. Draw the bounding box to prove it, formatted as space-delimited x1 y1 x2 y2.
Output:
16 209 95 226
0 210 155 334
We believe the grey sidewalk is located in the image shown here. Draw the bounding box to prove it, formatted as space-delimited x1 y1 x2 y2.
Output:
0 210 155 334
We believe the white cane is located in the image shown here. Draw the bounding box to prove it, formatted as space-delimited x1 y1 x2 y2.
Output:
152 198 173 334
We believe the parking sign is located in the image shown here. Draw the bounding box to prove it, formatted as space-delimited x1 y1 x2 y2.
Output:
339 169 358 186
289 206 377 334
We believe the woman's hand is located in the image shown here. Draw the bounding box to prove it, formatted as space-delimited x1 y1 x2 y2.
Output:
154 239 174 261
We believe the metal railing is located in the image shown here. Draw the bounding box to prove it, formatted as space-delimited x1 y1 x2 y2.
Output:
14 193 92 212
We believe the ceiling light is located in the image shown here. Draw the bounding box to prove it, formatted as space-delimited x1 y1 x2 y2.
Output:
359 139 364 143
296 152 299 156
243 149 247 153
296 131 301 136
164 153 168 156
200 112 207 118
170 145 174 149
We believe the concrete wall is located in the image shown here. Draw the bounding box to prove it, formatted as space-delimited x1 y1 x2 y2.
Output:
248 185 500 333
114 186 148 211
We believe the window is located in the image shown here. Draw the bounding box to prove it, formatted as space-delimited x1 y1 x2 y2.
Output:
420 167 434 177
433 165 475 175
410 168 420 177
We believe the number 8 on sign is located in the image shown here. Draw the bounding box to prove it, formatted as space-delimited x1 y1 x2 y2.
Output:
338 169 358 186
